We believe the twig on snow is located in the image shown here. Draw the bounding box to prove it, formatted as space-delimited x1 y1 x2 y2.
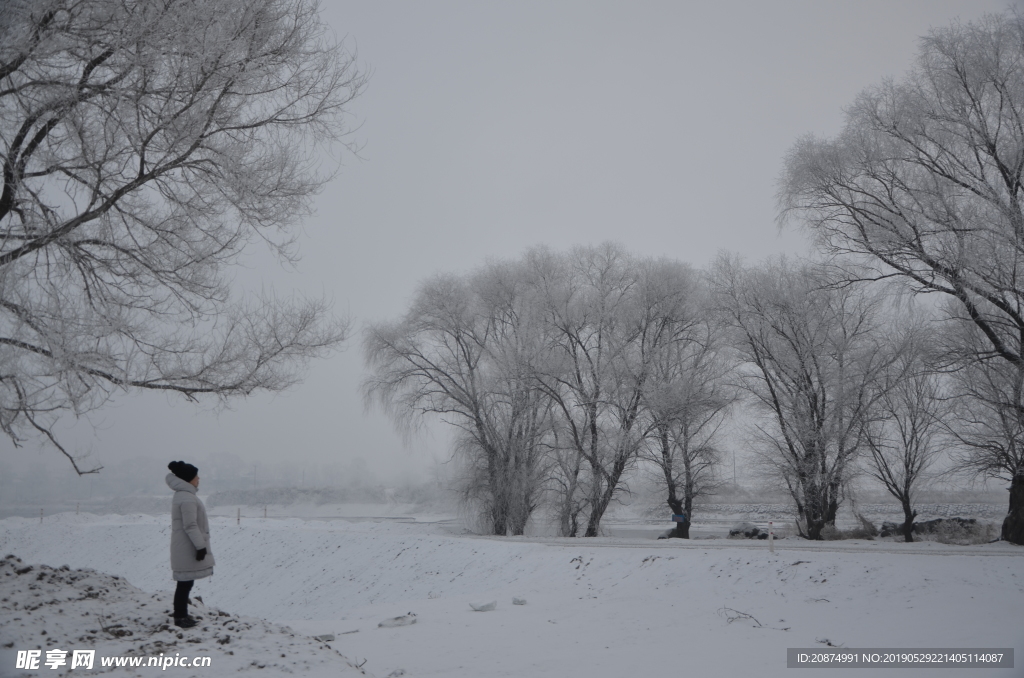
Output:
717 607 762 627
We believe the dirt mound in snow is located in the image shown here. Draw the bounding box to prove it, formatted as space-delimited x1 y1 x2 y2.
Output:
0 554 367 676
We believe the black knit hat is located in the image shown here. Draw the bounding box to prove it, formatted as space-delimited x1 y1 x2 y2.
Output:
168 461 198 482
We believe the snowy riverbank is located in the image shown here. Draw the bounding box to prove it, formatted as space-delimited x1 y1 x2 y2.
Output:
2 513 1021 677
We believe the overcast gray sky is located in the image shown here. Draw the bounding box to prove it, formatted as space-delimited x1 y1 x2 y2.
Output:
6 0 1013 486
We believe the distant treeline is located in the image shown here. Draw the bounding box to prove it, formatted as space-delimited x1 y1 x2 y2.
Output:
364 12 1024 544
206 484 440 507
363 245 1021 542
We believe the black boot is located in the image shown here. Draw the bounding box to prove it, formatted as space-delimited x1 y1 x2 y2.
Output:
173 580 195 626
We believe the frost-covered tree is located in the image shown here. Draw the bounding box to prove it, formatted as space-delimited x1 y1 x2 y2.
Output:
714 257 892 540
363 267 552 536
944 315 1024 543
862 318 948 542
779 9 1024 542
368 246 731 538
462 262 554 535
0 0 363 472
528 245 692 537
641 297 733 539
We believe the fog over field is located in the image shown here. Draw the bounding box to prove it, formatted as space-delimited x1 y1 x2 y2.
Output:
0 0 1009 495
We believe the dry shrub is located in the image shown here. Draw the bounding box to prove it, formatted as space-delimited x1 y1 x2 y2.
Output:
771 522 797 539
821 525 843 540
933 520 998 545
854 512 879 538
820 523 875 541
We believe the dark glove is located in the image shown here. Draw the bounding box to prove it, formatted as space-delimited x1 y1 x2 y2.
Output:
196 548 207 561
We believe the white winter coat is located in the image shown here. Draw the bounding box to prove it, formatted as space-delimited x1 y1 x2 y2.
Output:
167 473 215 581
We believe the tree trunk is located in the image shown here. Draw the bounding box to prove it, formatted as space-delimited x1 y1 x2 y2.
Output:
567 507 580 538
483 435 507 536
491 513 507 536
511 486 531 535
583 500 604 537
583 449 632 537
805 516 826 540
509 497 528 536
801 486 828 540
556 447 583 537
806 481 841 540
589 475 618 540
657 425 690 539
667 498 690 538
1002 472 1024 545
901 500 916 543
824 480 840 527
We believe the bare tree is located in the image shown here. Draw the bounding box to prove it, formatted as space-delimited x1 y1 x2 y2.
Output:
862 319 948 542
0 0 363 472
467 262 554 535
779 9 1024 542
714 257 892 540
363 266 551 536
546 422 588 537
368 246 720 538
526 245 691 536
512 247 590 537
640 275 733 539
943 314 1024 543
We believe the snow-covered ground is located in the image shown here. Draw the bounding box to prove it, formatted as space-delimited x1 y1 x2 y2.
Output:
0 554 367 677
2 511 1021 677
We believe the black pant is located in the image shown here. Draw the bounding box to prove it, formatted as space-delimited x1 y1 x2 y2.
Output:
173 580 194 618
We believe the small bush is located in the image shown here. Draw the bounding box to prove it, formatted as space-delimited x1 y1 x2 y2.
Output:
844 525 876 540
820 525 843 541
933 520 997 545
771 522 796 539
818 523 875 541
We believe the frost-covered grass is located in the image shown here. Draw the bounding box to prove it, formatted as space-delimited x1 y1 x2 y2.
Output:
1 512 1022 677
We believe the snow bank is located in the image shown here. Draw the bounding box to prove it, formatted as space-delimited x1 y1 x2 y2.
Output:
0 554 366 677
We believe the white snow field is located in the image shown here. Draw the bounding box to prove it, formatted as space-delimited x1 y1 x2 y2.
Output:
2 512 1022 677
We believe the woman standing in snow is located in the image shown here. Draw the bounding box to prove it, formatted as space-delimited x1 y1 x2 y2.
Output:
166 461 215 628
